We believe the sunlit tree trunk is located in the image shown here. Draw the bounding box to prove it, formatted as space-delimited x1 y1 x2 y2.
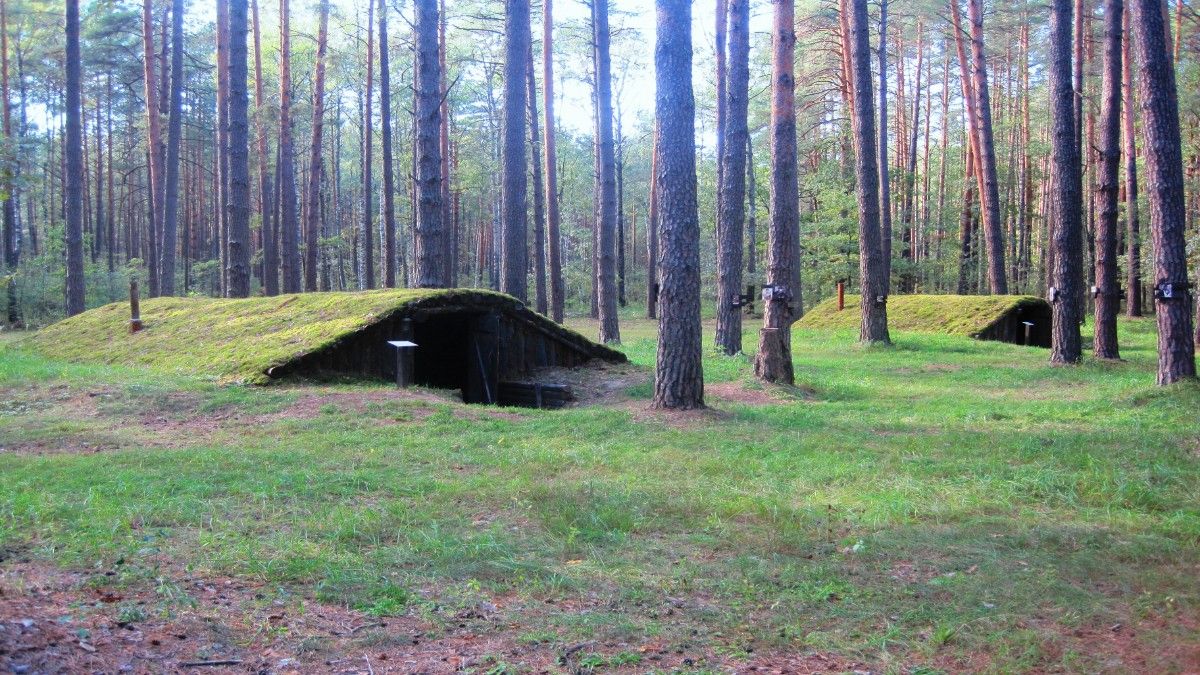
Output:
850 0 889 343
300 0 328 291
360 1 374 289
542 0 564 322
526 49 546 310
1130 0 1195 383
652 0 704 409
277 0 300 293
501 0 530 301
1093 0 1122 359
226 0 252 297
376 0 397 287
592 0 619 343
64 0 85 315
252 0 276 295
1049 0 1084 364
877 0 892 292
1123 4 1141 317
414 0 444 288
754 0 798 384
715 0 748 355
966 0 1007 293
141 0 163 296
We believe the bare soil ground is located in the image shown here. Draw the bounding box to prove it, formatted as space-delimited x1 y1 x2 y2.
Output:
0 560 860 674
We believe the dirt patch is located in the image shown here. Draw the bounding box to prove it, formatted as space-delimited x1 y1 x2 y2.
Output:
705 381 793 406
523 361 651 407
0 560 861 674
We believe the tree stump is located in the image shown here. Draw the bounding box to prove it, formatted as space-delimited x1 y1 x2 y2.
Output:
754 327 793 384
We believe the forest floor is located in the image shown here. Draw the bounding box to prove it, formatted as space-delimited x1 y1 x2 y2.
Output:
1 316 1198 674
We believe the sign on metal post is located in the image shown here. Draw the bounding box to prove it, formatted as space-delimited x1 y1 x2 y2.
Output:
387 340 418 388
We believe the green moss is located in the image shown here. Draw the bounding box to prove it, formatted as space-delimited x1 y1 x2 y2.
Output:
798 294 1048 338
24 289 602 384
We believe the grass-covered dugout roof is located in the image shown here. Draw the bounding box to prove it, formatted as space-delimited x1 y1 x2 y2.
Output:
798 293 1050 338
26 289 622 384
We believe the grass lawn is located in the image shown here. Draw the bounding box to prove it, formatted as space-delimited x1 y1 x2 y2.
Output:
1 315 1198 673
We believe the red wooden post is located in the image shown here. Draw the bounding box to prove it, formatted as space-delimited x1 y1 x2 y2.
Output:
837 280 845 311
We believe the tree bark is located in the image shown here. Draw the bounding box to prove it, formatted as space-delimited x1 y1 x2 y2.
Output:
141 0 163 296
1049 0 1084 364
300 0 328 292
251 0 276 295
877 0 893 292
900 21 923 292
414 0 444 288
527 49 546 310
965 0 1008 294
850 0 890 344
646 124 659 320
278 0 301 293
64 0 85 315
715 0 748 355
360 1 374 289
376 0 398 288
1123 4 1141 317
653 0 704 410
1130 0 1196 383
542 0 564 321
0 0 16 277
592 0 619 343
226 0 252 297
501 0 530 302
439 0 454 286
1093 0 1122 359
746 133 757 276
754 0 798 385
158 0 184 295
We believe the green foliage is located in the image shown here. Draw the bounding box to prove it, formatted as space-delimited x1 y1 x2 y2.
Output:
799 293 1049 337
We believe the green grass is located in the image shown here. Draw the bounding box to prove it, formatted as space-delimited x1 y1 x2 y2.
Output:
23 288 617 384
800 293 1049 338
2 315 1198 672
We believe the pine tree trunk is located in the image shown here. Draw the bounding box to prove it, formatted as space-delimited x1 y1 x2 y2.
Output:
226 0 252 297
501 0 530 302
746 133 757 276
900 21 923 292
360 2 374 290
377 0 398 288
715 0 748 355
160 0 184 295
966 0 1008 294
64 0 85 315
877 0 893 293
300 0 328 292
277 0 300 293
1 0 17 277
646 125 659 320
542 0 564 322
1123 4 1141 317
754 0 798 385
592 0 619 343
652 0 704 410
526 49 546 310
1093 0 1122 359
252 0 276 296
413 0 444 288
1049 0 1084 363
715 0 727 232
850 0 890 343
1130 0 1196 383
141 0 163 296
439 0 454 286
